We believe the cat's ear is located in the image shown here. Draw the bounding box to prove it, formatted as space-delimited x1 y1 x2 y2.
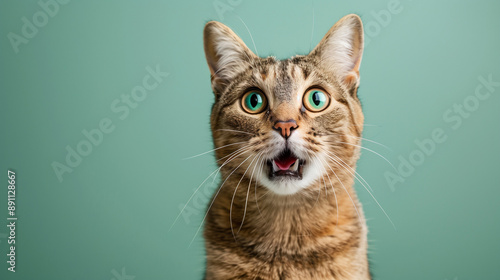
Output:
309 14 364 90
204 21 257 94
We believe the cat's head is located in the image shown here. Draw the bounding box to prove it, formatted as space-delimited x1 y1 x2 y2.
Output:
203 15 364 195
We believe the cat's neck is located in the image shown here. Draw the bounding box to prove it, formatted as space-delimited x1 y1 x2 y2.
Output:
207 171 364 248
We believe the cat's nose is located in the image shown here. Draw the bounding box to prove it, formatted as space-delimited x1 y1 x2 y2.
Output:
273 120 298 139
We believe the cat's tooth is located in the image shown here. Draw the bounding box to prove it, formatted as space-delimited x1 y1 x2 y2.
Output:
289 160 299 172
272 160 280 172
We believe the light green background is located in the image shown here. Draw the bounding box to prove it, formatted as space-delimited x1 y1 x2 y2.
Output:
1 0 499 279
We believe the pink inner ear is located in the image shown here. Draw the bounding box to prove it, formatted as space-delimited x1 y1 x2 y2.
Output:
344 71 359 87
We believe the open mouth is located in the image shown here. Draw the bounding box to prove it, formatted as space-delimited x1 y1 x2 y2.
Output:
267 149 306 179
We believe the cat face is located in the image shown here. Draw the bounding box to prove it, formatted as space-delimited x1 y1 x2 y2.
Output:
204 15 364 195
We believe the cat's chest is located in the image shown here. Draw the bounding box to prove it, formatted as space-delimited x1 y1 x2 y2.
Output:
206 234 366 280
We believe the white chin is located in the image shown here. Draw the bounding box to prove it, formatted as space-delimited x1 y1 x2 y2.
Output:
259 159 323 195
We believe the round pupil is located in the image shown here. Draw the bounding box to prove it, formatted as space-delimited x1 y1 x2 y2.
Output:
311 91 325 107
248 93 262 110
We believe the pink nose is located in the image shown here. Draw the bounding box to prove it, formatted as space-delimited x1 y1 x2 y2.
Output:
273 120 298 139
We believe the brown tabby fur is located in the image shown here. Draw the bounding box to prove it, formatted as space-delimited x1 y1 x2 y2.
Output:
202 14 371 280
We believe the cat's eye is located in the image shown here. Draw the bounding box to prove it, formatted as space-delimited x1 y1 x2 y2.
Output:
241 90 267 114
303 89 330 112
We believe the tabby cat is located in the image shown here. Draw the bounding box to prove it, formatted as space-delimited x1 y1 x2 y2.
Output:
202 14 370 280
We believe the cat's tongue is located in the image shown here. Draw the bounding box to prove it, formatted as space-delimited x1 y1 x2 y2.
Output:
274 156 297 171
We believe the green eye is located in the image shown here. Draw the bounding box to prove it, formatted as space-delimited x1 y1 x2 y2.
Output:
242 91 267 114
303 89 329 112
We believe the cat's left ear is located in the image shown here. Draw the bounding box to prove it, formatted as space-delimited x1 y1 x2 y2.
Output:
204 21 257 95
309 14 364 90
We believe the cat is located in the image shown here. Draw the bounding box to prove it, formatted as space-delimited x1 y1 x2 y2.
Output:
202 14 370 280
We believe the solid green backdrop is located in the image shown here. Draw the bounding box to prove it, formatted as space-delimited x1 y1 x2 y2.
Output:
1 0 499 279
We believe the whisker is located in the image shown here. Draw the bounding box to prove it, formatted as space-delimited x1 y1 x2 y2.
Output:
318 155 362 226
335 141 399 174
325 150 374 193
238 151 264 234
313 155 340 227
344 134 392 151
230 152 261 240
236 15 259 56
183 141 249 160
189 152 254 247
216 145 252 163
325 152 396 229
215 129 257 136
169 146 249 232
307 153 328 200
306 154 322 208
212 147 254 190
254 154 266 217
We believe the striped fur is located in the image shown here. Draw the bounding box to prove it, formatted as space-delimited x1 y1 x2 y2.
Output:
202 14 370 280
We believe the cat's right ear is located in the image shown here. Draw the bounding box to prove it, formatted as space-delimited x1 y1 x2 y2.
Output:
203 21 257 95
